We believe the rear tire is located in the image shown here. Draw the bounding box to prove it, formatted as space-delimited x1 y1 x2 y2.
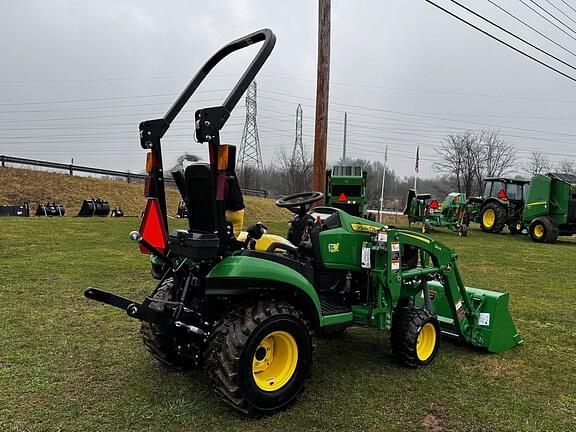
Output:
480 202 506 233
140 278 192 369
529 217 559 243
422 222 432 234
391 307 440 368
206 300 313 415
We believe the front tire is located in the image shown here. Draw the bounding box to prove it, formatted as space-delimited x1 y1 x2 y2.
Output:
391 307 440 367
206 300 313 415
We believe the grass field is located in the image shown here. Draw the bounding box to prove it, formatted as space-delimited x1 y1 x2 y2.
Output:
1 215 575 432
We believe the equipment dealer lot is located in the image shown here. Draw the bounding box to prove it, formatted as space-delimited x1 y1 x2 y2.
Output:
0 217 574 431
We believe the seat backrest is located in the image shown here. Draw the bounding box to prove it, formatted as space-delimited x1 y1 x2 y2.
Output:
185 163 216 232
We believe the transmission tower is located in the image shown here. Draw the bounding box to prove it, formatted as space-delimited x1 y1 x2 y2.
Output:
238 81 263 171
291 104 305 165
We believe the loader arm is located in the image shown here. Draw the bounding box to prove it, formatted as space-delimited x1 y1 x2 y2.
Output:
382 229 522 353
390 231 476 337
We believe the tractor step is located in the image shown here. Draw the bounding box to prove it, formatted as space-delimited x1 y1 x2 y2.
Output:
319 297 351 316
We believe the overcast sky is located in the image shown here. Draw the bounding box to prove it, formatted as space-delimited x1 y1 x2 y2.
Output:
2 0 576 178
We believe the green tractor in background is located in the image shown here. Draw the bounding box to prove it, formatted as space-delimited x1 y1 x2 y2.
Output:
83 29 523 415
325 165 374 220
404 190 470 236
468 177 530 235
522 173 576 243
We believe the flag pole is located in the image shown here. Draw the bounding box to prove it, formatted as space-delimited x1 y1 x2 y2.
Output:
414 146 419 192
379 145 388 223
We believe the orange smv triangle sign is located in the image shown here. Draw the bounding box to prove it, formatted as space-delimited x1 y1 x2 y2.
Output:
139 198 167 254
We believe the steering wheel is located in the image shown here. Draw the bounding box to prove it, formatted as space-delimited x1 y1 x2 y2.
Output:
276 191 324 215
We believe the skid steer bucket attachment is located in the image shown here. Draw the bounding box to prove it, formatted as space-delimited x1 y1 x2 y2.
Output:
35 202 65 216
421 281 523 353
77 197 110 217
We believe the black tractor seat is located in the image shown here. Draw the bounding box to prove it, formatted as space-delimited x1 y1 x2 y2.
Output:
239 249 314 284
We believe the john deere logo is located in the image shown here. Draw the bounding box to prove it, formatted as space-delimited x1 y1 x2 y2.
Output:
350 223 380 233
328 243 340 253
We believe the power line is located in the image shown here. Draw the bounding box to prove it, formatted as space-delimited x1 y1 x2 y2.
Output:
258 90 576 139
423 0 576 82
0 89 229 106
559 0 576 16
487 0 576 59
528 0 576 35
517 0 576 42
542 0 576 26
6 72 576 105
447 0 576 73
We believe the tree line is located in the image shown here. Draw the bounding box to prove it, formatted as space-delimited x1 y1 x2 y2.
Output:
172 129 575 207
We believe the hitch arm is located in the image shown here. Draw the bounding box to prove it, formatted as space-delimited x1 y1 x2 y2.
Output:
84 288 168 325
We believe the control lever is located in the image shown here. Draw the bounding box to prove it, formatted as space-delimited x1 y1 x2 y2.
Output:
129 231 172 266
244 222 268 250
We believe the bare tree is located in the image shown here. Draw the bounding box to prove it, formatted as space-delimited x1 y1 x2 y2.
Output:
170 153 201 173
273 144 312 194
437 130 515 196
478 130 515 178
525 151 551 175
237 166 263 190
436 131 481 196
557 158 576 175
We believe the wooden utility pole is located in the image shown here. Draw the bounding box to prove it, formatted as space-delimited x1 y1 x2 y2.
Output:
312 0 331 195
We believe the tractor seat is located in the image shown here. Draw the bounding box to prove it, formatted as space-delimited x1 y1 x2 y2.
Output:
416 193 432 200
239 249 313 284
184 163 217 232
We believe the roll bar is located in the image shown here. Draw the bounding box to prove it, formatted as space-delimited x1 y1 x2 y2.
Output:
138 29 276 232
165 28 276 125
140 28 276 149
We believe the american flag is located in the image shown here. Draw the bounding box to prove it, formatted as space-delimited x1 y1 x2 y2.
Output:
415 146 420 173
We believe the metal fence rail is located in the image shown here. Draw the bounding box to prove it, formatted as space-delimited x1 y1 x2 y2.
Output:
0 155 267 198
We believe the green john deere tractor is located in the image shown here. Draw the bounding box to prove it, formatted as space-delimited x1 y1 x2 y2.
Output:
404 190 470 236
469 177 530 235
522 173 576 243
84 29 522 415
325 165 372 219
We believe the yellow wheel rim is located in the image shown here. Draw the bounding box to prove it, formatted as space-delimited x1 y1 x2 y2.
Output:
421 224 426 233
416 323 437 362
516 223 522 232
482 209 495 228
533 224 545 239
252 331 298 392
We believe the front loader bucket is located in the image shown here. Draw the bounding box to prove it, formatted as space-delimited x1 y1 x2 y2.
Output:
422 281 523 353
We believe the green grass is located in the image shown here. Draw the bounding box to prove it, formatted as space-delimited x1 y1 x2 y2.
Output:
1 218 575 432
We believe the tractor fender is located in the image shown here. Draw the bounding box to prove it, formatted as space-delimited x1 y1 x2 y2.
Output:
481 197 509 209
205 255 324 329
